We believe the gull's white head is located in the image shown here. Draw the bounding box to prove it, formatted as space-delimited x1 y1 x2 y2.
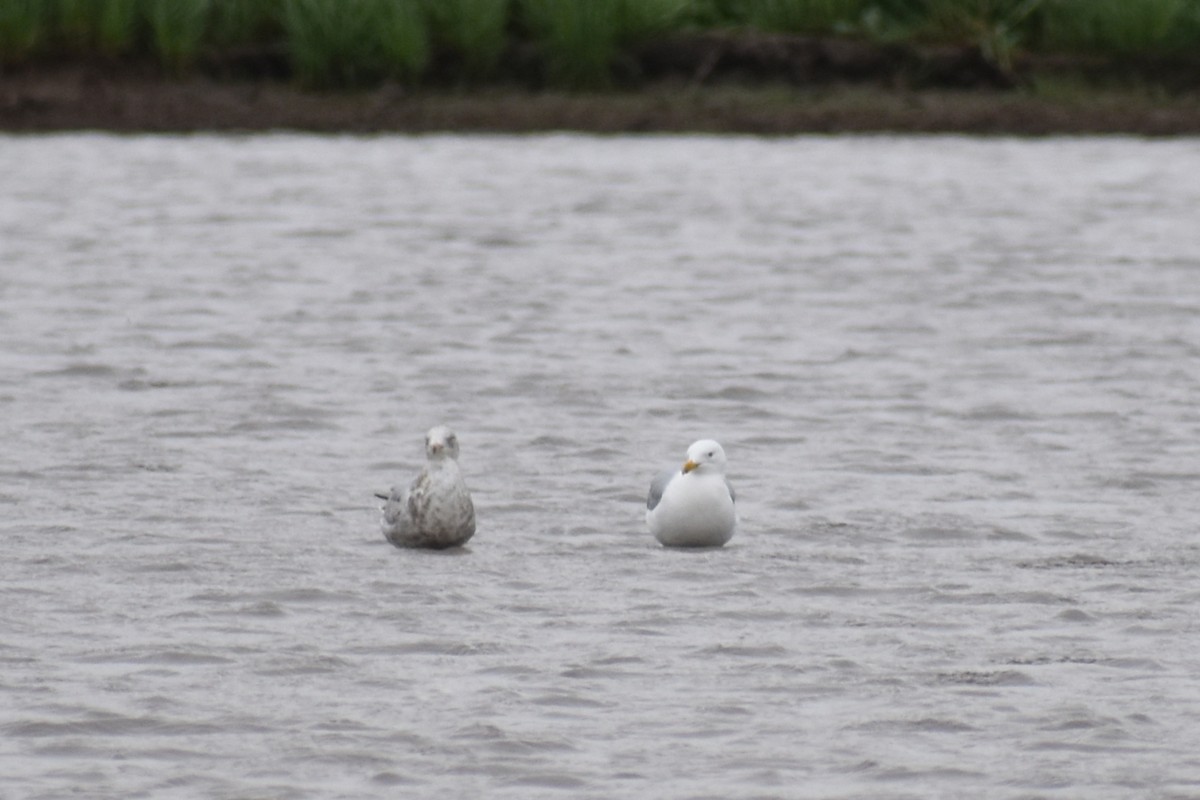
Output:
425 425 461 461
682 439 727 474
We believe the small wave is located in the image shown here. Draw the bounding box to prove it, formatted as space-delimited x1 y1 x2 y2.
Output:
858 716 979 733
902 525 979 541
695 643 790 659
932 591 1073 605
118 378 195 391
371 772 424 786
229 417 343 433
236 601 287 617
1007 655 1100 666
260 588 360 604
169 334 254 350
957 403 1035 421
451 723 576 754
256 654 351 676
559 663 642 680
1016 554 1125 569
503 773 589 789
34 363 120 378
5 713 221 738
708 385 770 400
130 560 193 573
354 640 503 657
78 648 233 666
528 434 575 449
1056 608 1096 622
529 692 612 709
935 670 1035 686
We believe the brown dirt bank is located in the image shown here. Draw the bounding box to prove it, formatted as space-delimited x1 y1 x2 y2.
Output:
3 32 1200 135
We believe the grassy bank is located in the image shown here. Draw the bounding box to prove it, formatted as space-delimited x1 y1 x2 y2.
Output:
1 0 1199 91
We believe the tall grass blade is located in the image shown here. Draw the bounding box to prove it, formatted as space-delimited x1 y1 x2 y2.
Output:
286 0 428 88
862 0 1043 70
286 0 361 86
1042 0 1184 55
211 0 284 47
148 0 211 71
0 0 48 63
746 0 864 34
54 0 98 50
522 0 621 88
684 0 752 25
96 0 141 57
377 0 430 81
617 0 691 41
423 0 509 80
1168 0 1200 52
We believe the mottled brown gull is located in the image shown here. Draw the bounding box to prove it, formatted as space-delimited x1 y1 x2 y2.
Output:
377 425 476 549
646 439 737 548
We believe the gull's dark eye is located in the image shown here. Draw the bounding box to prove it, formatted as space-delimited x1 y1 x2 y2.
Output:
707 451 714 458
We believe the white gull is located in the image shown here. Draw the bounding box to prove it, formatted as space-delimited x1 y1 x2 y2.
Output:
646 439 737 548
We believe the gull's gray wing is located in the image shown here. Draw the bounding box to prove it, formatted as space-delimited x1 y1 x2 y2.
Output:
381 483 410 528
383 467 427 533
725 477 736 504
647 469 675 511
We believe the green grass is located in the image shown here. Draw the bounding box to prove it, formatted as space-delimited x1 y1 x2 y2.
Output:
211 0 284 48
148 0 211 71
3 0 1200 88
95 0 142 57
520 0 622 88
1041 0 1186 55
746 0 867 33
45 0 143 57
54 0 100 50
0 0 48 63
284 0 428 87
376 0 430 80
1172 0 1200 51
519 0 691 88
862 0 1045 70
423 0 509 80
617 0 692 41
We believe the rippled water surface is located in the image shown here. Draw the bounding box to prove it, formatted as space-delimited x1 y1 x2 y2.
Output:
3 133 1200 799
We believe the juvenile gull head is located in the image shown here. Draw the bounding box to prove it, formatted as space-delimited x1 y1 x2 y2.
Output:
379 425 476 550
424 424 460 461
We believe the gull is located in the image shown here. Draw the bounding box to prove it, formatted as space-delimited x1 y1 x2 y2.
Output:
376 425 475 549
646 439 737 548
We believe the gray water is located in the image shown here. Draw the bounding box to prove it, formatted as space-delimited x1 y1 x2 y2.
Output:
2 133 1199 799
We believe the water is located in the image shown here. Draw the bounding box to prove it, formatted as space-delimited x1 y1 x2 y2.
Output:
2 133 1199 799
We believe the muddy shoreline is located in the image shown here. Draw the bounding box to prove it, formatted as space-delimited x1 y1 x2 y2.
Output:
4 34 1200 135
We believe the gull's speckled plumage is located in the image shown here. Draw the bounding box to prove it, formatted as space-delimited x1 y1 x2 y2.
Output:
380 426 475 549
